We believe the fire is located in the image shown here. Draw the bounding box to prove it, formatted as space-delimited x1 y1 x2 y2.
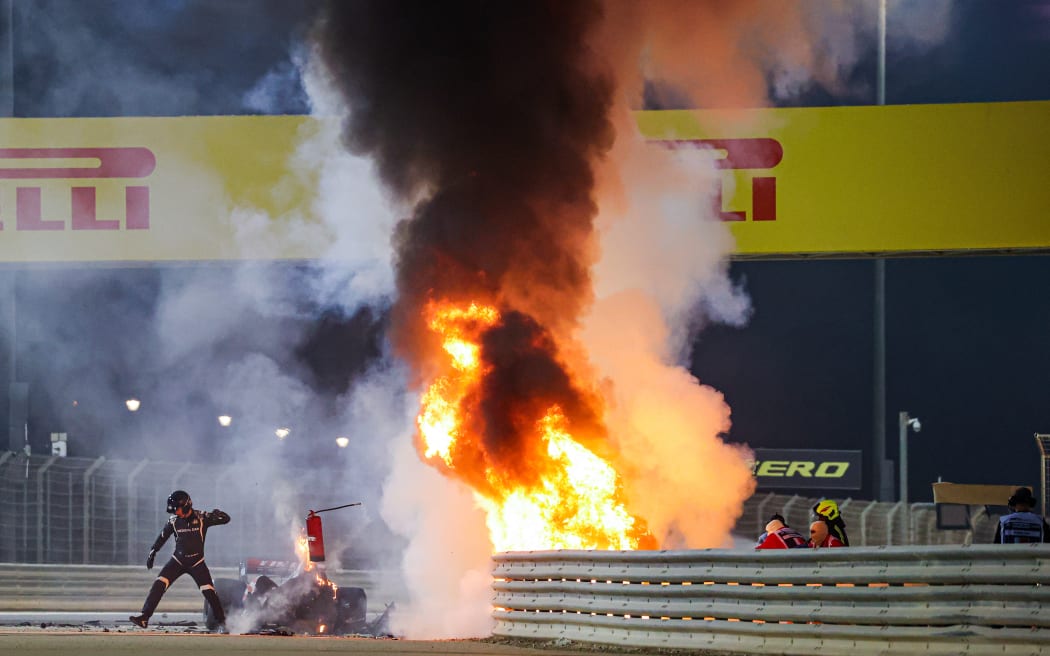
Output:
418 302 499 466
295 531 315 572
417 301 653 552
295 527 337 595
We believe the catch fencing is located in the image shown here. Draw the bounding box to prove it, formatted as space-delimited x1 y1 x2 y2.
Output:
493 545 1050 655
0 451 354 566
0 451 1000 566
738 491 994 546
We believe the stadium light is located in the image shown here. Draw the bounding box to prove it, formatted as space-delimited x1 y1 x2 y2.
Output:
899 411 922 542
125 398 141 412
275 427 290 440
335 436 349 448
218 415 232 427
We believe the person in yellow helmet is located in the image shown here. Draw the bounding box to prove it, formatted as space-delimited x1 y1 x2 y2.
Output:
813 499 850 546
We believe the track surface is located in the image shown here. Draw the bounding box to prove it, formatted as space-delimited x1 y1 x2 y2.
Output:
0 629 631 656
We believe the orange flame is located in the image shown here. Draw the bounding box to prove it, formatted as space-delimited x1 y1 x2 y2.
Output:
417 301 653 552
295 528 337 602
295 531 315 573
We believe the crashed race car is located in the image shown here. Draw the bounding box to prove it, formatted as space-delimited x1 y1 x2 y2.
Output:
205 558 391 636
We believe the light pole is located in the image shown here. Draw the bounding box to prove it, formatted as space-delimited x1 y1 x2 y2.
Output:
872 0 891 501
899 411 921 542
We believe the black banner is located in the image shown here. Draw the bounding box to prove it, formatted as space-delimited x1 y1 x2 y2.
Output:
752 448 863 491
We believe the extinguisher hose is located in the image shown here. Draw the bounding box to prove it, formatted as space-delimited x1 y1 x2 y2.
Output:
310 502 362 514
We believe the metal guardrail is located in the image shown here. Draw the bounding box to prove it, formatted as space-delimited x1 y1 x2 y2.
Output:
0 563 236 612
492 546 1050 655
0 564 403 615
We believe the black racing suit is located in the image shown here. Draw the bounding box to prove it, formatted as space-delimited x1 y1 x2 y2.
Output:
138 508 231 622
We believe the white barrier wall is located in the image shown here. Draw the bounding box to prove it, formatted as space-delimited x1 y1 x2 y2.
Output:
493 546 1050 655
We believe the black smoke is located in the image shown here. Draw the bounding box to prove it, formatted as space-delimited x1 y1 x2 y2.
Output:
312 1 616 477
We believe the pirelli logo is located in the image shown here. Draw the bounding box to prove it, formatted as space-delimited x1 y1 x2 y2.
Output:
655 137 783 222
0 147 156 231
751 448 863 491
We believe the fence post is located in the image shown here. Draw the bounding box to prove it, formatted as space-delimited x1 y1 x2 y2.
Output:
35 455 58 563
170 462 191 492
0 451 11 561
886 501 904 545
781 494 803 527
214 468 238 562
82 457 105 564
126 459 149 565
756 493 777 535
859 500 878 546
925 505 936 544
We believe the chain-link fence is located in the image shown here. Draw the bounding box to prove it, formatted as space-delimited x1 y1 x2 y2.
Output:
0 450 1000 566
736 491 997 546
0 451 352 566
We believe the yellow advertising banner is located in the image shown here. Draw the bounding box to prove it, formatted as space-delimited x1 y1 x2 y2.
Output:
0 115 327 264
0 101 1046 263
636 100 1050 256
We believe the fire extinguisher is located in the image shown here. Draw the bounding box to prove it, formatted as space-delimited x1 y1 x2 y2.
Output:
306 511 326 563
305 502 362 563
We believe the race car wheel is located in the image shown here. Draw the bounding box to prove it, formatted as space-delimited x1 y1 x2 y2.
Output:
253 575 278 598
334 586 368 633
204 578 246 630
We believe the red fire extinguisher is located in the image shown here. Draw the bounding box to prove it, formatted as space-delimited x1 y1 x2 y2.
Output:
305 502 361 563
306 511 326 562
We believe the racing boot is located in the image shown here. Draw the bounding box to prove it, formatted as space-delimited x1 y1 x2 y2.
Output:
129 614 149 628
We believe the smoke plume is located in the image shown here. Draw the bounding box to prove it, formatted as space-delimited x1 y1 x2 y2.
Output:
307 0 785 638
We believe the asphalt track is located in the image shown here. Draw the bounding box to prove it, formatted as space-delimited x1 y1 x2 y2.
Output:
0 629 649 656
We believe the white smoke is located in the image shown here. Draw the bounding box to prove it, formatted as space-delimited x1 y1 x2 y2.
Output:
379 434 494 638
772 0 956 102
580 106 757 550
0 23 413 633
296 50 495 639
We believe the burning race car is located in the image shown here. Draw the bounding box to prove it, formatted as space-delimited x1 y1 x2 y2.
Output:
205 506 392 636
205 558 384 635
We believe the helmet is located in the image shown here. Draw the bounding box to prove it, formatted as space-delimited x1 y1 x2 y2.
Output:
1008 487 1036 508
813 499 840 521
765 513 786 533
167 490 193 514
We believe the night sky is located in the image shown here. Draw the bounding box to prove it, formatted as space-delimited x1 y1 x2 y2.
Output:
2 0 1048 501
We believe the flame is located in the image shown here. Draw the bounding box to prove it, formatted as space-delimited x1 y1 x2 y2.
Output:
417 301 653 552
418 302 499 466
295 531 315 573
295 529 338 594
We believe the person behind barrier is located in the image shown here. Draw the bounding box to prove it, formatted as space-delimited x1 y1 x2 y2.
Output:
993 487 1050 543
755 513 808 549
813 498 850 546
129 490 231 631
808 519 845 548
